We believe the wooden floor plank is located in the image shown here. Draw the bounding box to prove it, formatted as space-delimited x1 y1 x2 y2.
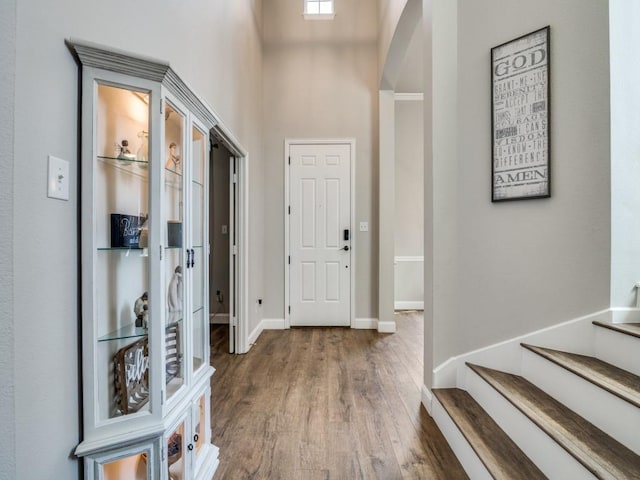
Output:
467 363 640 480
210 312 467 479
522 343 640 408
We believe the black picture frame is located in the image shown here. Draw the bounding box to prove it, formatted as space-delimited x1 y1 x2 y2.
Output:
491 26 550 202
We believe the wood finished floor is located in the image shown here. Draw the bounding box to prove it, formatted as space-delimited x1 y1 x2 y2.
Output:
210 312 467 479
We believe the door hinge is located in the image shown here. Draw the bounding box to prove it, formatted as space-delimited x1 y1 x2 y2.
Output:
288 255 290 265
233 173 238 184
233 245 238 255
232 317 237 327
288 206 291 215
159 245 163 260
288 156 291 165
160 98 163 115
288 306 291 314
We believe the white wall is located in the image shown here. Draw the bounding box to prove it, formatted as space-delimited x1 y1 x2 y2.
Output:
0 0 16 477
429 0 611 374
610 0 640 308
11 1 263 478
262 0 379 320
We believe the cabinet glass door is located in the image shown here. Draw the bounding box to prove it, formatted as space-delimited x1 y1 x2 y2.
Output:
192 392 208 474
164 101 186 400
95 83 152 422
102 452 150 480
166 422 186 480
191 125 208 374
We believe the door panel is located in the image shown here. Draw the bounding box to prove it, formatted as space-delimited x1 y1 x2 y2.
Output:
289 143 351 326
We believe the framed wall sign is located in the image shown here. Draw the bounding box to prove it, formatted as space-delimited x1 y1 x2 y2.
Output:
491 26 550 202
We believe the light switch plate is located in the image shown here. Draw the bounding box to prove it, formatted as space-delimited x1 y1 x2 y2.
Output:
359 221 369 232
47 155 70 201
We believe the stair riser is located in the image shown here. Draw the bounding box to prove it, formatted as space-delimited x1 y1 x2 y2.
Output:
465 367 599 480
595 327 640 376
522 350 640 454
432 397 494 480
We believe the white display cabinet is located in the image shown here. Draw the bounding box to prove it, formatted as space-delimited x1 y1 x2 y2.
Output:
68 39 219 480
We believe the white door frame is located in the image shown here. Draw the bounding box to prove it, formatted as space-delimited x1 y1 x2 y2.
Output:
212 123 250 354
284 138 356 329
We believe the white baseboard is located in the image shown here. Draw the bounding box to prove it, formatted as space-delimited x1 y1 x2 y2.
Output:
248 318 285 346
352 318 378 329
421 385 433 416
209 313 229 325
377 320 396 333
395 301 424 310
353 318 397 333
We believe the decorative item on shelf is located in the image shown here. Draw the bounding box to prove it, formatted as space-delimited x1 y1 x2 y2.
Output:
167 265 183 312
167 431 182 466
134 291 148 328
111 213 147 248
165 323 182 383
136 130 149 166
113 337 149 415
141 305 149 330
119 139 136 161
138 213 149 248
167 221 182 247
165 142 181 174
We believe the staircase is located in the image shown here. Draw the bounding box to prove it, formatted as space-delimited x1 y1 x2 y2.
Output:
432 320 640 479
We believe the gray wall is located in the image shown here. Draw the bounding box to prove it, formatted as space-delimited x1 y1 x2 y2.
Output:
429 0 611 374
210 144 231 317
610 0 640 308
394 99 424 305
262 0 379 320
10 1 264 478
395 100 424 256
0 0 16 477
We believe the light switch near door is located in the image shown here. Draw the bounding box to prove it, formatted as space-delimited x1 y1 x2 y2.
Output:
359 221 369 232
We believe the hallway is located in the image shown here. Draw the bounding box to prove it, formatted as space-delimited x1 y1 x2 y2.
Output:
210 313 466 479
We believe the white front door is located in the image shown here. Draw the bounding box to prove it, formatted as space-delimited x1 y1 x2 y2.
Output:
288 142 352 326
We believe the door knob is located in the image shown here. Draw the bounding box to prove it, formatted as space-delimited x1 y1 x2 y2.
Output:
342 245 349 251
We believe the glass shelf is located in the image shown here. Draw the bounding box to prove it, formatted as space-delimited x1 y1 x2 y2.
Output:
98 323 148 343
165 168 182 188
97 246 148 252
98 155 149 176
98 314 185 343
166 311 184 327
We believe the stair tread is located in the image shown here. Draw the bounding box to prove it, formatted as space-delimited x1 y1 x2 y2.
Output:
593 320 640 339
521 343 640 408
467 363 640 480
433 388 547 480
